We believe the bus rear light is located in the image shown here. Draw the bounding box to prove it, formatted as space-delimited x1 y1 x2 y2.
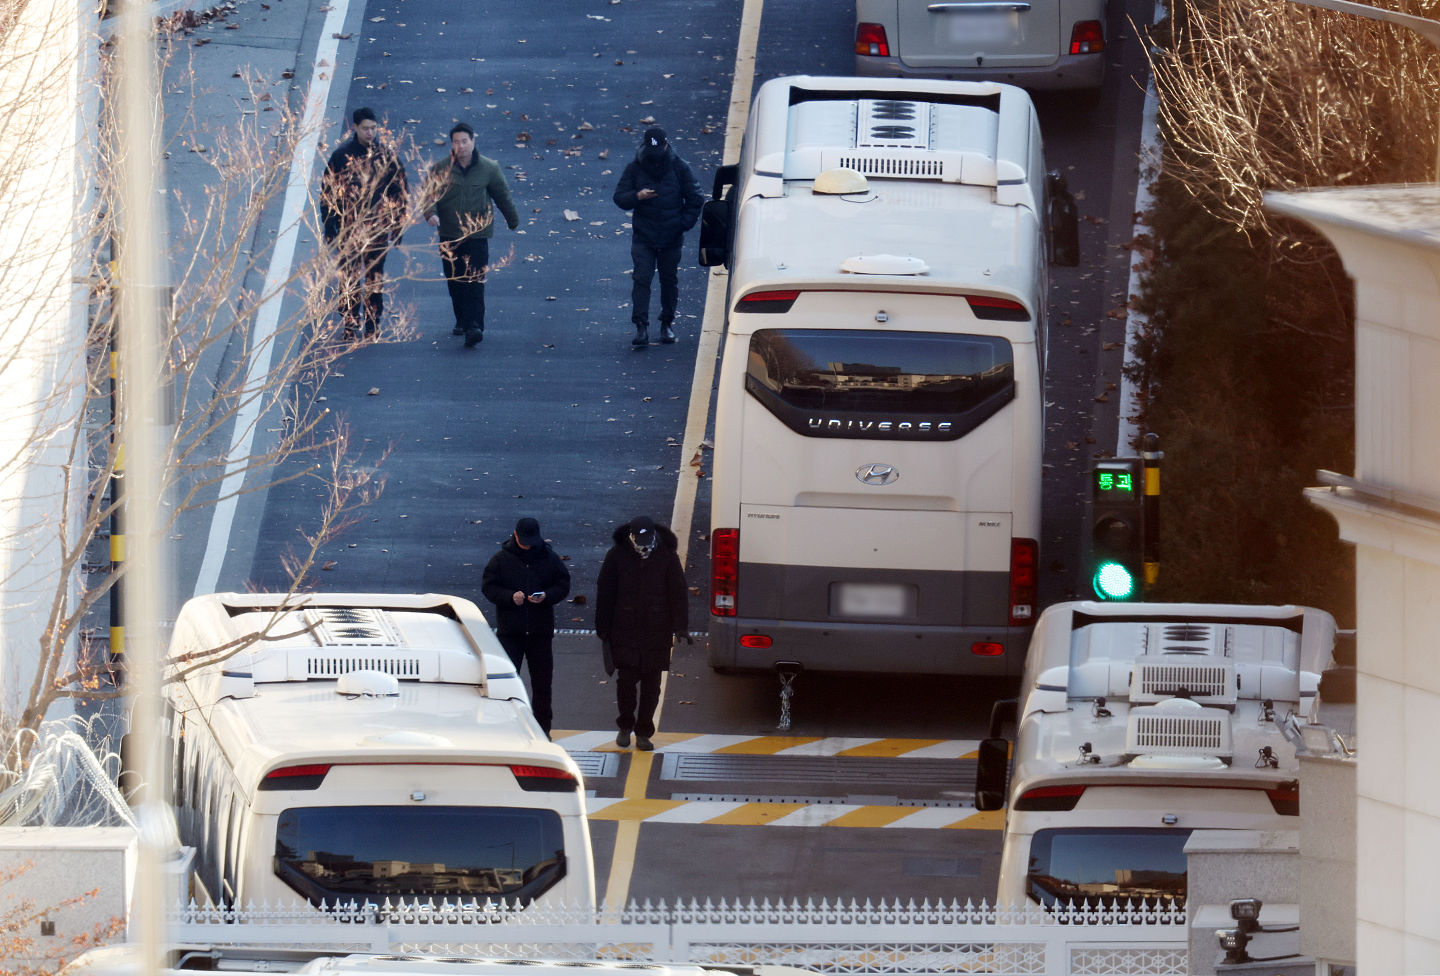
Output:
1069 20 1105 54
259 764 333 790
855 22 890 57
736 290 799 314
740 634 773 649
1009 538 1038 627
965 295 1030 321
509 764 580 793
712 528 739 617
1014 784 1086 811
971 642 1005 656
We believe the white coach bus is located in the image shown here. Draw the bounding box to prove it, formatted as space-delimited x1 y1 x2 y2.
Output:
975 601 1339 906
699 76 1078 676
163 592 595 911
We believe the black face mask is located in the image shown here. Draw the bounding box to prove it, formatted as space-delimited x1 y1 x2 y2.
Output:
629 532 656 558
640 146 667 172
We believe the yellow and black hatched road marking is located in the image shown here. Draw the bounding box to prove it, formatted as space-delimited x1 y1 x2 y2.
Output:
553 730 1004 831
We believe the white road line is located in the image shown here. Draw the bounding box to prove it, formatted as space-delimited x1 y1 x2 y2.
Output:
193 0 351 597
643 801 748 824
767 805 859 828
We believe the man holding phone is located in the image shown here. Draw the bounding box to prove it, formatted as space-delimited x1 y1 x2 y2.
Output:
481 517 571 737
612 127 703 347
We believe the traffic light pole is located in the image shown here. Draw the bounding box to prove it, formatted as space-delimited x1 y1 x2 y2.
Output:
1143 433 1162 591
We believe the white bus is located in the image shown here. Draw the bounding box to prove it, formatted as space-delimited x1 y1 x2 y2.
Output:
163 592 595 911
974 601 1339 906
699 76 1078 676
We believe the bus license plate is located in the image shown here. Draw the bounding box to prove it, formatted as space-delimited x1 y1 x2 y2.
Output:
836 583 908 618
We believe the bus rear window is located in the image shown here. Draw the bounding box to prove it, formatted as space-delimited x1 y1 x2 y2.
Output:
274 805 566 905
744 329 1015 440
1026 828 1188 908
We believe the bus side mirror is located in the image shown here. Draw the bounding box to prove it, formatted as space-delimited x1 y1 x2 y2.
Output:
975 736 1010 812
1046 171 1080 268
699 164 739 269
698 199 731 268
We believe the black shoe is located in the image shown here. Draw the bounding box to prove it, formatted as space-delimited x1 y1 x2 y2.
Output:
660 325 676 344
615 731 631 748
636 736 654 751
452 323 465 336
631 325 649 347
464 329 483 348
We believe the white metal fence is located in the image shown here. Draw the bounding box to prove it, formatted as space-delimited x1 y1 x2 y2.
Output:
169 899 1190 975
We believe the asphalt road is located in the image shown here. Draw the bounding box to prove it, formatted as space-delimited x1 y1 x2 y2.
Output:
212 0 1152 908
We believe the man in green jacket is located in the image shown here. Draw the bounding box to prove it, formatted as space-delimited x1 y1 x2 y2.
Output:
424 122 520 347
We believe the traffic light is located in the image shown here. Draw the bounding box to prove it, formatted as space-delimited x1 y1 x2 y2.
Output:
1090 458 1144 601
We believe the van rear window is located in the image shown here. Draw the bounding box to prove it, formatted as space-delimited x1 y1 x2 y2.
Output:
274 805 565 905
1026 828 1188 907
744 329 1014 440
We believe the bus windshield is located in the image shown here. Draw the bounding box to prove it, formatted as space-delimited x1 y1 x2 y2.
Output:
1026 828 1188 908
274 805 566 905
744 329 1015 440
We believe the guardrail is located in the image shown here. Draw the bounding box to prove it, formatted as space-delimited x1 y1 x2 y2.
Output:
170 898 1190 975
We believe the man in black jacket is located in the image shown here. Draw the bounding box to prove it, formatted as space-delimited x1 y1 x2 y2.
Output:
612 127 703 347
595 515 689 751
481 517 571 736
320 107 409 339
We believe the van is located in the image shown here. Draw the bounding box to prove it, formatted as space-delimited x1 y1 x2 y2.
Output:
164 592 595 910
975 601 1339 906
699 76 1078 677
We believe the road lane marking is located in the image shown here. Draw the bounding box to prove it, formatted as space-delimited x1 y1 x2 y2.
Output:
600 0 765 910
599 747 656 908
582 797 1002 831
194 0 352 597
554 730 984 759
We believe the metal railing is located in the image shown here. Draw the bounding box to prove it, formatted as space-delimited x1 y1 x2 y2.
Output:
169 898 1190 975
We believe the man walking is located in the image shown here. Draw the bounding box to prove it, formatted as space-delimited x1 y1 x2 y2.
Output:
612 127 703 347
320 107 409 339
424 122 520 348
594 515 689 751
481 517 570 737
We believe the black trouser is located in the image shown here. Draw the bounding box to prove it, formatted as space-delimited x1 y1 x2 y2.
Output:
499 631 554 735
630 239 681 327
334 238 389 336
441 236 489 336
615 666 664 738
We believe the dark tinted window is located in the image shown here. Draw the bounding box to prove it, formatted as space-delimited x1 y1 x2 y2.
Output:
745 329 1015 440
274 806 566 905
1026 828 1188 907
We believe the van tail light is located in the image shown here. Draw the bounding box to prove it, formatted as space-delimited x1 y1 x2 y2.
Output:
712 528 738 617
740 634 772 649
1009 538 1038 627
971 642 1005 656
1069 20 1104 54
259 764 332 791
510 764 580 793
1266 786 1300 816
855 22 890 57
1014 784 1085 811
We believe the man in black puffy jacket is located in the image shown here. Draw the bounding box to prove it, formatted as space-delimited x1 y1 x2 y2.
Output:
481 517 571 736
612 127 703 347
595 515 689 751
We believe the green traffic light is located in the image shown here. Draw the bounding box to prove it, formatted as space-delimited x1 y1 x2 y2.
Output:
1093 560 1136 600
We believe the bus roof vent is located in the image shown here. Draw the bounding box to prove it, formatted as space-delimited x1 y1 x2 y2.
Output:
1125 699 1233 757
305 606 401 646
857 99 932 150
1129 655 1236 706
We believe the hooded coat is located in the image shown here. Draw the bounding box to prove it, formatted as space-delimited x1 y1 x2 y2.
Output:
612 143 703 249
595 519 689 671
480 537 571 637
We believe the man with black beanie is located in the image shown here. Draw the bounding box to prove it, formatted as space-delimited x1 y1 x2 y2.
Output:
481 517 570 736
613 127 704 347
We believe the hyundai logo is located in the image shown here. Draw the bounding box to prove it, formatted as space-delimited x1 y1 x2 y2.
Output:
856 463 899 486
